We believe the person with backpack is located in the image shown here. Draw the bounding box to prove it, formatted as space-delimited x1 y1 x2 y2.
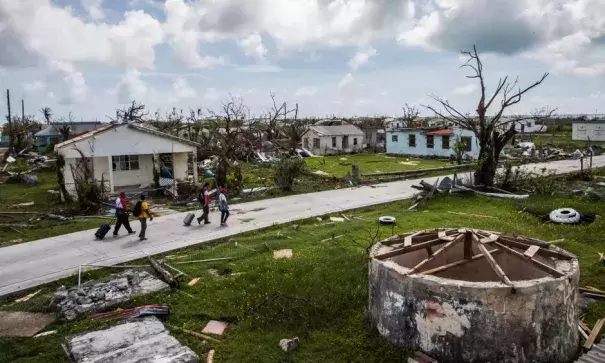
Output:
133 194 153 241
196 182 211 225
113 190 135 237
219 187 229 227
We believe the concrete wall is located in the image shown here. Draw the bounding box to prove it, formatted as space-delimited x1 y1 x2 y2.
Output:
303 129 364 155
572 122 605 141
172 152 189 180
368 240 580 363
386 129 479 158
112 154 154 188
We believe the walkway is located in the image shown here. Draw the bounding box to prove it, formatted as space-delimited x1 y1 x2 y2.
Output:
1 156 603 297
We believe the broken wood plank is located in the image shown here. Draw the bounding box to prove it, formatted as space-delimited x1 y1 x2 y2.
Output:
579 324 589 341
447 211 497 219
494 242 565 278
375 238 446 260
464 232 473 260
147 257 177 286
476 241 513 286
524 245 540 258
166 324 222 343
479 234 499 244
407 234 465 274
492 234 573 260
581 292 605 300
580 321 592 335
584 318 605 350
421 249 501 275
404 231 424 247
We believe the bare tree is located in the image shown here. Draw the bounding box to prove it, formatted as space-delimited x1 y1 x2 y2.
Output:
281 104 310 152
40 107 53 125
424 45 552 186
402 103 420 128
109 100 148 123
266 92 289 141
4 115 40 153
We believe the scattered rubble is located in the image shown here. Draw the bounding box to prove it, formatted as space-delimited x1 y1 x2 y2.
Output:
201 320 228 336
64 317 199 363
279 337 300 352
91 304 169 321
329 216 345 222
0 311 55 337
51 270 169 320
12 201 34 208
34 330 57 338
273 249 293 259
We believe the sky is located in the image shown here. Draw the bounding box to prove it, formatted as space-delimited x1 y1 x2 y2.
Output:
0 0 603 123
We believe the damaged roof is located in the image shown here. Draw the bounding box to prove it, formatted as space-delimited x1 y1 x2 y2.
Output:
35 122 104 138
309 124 364 136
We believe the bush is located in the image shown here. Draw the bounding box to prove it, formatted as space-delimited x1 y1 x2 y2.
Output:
273 158 307 192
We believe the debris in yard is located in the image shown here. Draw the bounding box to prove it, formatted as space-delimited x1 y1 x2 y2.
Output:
201 320 228 336
399 161 419 166
172 257 234 265
408 351 438 363
34 330 57 338
447 211 496 219
14 289 41 303
148 257 177 286
45 213 72 221
549 208 581 224
51 270 169 320
166 324 222 343
518 206 597 225
316 217 323 222
273 249 293 259
584 318 605 350
438 177 453 191
0 311 55 337
65 317 199 363
378 216 396 225
47 189 60 195
454 185 529 199
9 239 23 244
188 278 200 286
321 235 343 242
91 304 169 321
330 216 345 222
12 201 34 208
279 337 300 352
207 350 215 363
546 238 565 244
313 170 330 176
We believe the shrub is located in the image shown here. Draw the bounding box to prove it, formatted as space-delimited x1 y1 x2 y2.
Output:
273 158 307 192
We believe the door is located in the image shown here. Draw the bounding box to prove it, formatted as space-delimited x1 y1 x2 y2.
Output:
343 135 349 149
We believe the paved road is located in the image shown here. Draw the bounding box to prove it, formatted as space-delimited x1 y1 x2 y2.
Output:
1 156 603 297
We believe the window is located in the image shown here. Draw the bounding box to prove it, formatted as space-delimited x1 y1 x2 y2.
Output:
332 137 337 147
442 135 450 149
353 138 358 145
392 135 398 142
408 134 416 147
304 138 309 149
461 136 472 152
112 155 139 171
426 135 434 149
313 138 320 148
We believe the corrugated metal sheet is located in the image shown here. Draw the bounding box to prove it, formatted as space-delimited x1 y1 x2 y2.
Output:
309 124 364 136
575 341 605 363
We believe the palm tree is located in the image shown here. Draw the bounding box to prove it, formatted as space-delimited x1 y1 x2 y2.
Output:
40 107 53 124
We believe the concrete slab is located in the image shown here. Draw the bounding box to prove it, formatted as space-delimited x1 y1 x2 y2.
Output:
65 317 199 363
201 320 228 336
0 311 55 337
0 157 603 298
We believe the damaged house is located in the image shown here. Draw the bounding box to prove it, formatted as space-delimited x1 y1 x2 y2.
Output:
303 120 364 155
572 118 605 142
34 122 104 153
55 123 199 198
386 127 479 159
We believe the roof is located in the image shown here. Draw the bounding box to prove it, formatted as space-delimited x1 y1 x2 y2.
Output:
55 123 201 149
425 129 454 136
35 122 104 137
572 119 605 124
309 124 364 136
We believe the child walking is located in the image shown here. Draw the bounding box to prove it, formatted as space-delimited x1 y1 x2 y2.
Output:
136 194 153 240
219 187 229 227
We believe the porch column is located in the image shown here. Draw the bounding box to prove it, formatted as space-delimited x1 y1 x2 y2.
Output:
107 155 114 193
192 151 198 185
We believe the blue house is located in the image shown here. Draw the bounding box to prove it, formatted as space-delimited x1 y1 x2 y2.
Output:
386 128 479 159
34 122 103 153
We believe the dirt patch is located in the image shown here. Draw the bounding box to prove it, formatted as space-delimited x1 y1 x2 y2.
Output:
0 311 55 337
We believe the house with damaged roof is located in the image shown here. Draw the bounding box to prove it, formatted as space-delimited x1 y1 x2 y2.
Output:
302 120 365 155
386 127 479 159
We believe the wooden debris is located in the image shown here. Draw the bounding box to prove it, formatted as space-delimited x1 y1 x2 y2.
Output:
580 321 592 335
321 235 343 242
147 257 177 286
546 238 565 244
584 318 605 350
600 252 605 263
166 324 222 343
407 234 464 274
464 232 473 260
341 214 350 221
524 245 540 258
172 257 233 265
479 234 499 244
207 350 215 363
578 324 590 341
188 278 200 286
404 231 423 247
14 290 41 303
447 211 496 219
476 240 513 287
375 238 444 260
494 242 564 278
421 249 501 275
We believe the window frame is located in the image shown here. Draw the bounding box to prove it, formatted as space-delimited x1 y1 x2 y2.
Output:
442 135 450 149
112 155 140 172
461 136 472 152
332 137 337 148
313 138 320 148
392 135 398 143
426 135 434 149
408 134 416 147
353 138 358 146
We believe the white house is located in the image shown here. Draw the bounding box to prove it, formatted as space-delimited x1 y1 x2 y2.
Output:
303 121 364 155
572 119 605 142
55 123 200 198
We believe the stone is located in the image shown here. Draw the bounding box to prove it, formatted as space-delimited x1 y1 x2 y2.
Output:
279 337 300 352
201 320 228 336
51 289 68 305
65 317 199 363
438 177 453 191
0 311 55 337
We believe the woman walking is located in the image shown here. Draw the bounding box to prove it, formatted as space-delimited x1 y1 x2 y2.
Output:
219 187 229 227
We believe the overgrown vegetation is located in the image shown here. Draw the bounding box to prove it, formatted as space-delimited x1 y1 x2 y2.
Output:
274 158 307 192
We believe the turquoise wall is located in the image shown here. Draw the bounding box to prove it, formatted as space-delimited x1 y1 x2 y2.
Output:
386 129 479 158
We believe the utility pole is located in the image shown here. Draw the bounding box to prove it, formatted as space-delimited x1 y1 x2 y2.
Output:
21 99 24 121
6 89 13 157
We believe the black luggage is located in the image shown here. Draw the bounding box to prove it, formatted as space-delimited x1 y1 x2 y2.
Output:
95 224 112 240
183 212 195 226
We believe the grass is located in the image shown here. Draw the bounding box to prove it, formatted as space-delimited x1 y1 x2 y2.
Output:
520 133 605 148
2 190 605 362
305 154 451 178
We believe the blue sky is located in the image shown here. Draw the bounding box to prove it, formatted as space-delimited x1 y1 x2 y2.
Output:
0 0 603 123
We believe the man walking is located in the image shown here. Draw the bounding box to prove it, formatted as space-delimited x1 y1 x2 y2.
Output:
196 182 211 225
135 194 153 241
113 190 135 237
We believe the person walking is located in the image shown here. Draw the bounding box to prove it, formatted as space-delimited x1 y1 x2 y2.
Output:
113 190 135 237
135 194 153 241
219 187 229 227
196 182 211 225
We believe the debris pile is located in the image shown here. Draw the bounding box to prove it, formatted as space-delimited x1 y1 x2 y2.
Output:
64 317 199 363
51 270 169 320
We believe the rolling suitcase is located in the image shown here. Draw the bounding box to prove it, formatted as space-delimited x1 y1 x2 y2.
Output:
183 212 195 226
95 223 112 240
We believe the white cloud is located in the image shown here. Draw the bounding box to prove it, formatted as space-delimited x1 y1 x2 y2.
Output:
22 81 46 94
82 0 105 21
239 33 268 60
115 69 148 104
452 84 478 95
294 86 319 97
348 47 378 71
380 91 388 96
170 77 197 102
338 73 354 89
203 88 221 101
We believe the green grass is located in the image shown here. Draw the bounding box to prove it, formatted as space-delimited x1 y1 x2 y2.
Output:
3 191 605 362
305 154 451 178
521 133 605 148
